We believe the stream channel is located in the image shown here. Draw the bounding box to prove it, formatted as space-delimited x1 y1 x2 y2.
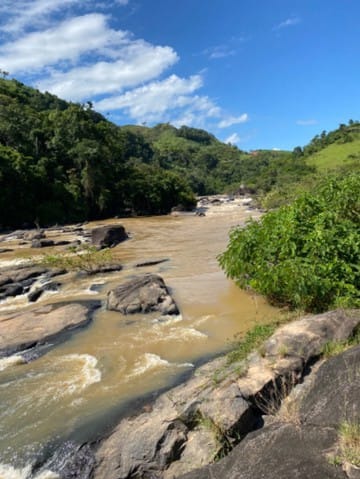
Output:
0 199 278 477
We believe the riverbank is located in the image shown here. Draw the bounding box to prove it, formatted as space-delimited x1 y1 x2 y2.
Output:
0 197 277 476
1 308 358 479
1 198 357 478
93 308 360 479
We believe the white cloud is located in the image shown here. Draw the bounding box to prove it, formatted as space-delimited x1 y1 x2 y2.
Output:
296 119 318 126
0 14 128 73
274 16 301 30
0 1 247 132
96 74 204 121
38 42 178 101
224 133 240 144
218 113 248 128
206 45 236 59
95 74 239 129
0 0 84 34
0 0 129 35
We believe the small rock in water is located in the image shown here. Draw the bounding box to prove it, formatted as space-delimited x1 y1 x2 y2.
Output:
135 258 170 268
0 248 13 253
31 239 55 248
28 282 61 303
89 283 104 293
24 229 46 241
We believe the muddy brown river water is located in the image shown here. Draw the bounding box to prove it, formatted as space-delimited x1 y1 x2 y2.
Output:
0 200 278 477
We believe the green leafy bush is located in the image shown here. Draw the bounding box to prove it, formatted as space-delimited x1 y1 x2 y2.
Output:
219 173 360 312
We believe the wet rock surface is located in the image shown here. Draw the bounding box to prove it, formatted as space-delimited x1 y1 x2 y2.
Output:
0 265 66 301
31 239 55 248
0 301 100 358
94 310 360 479
135 258 170 268
28 280 61 302
91 224 128 249
106 273 179 315
84 263 123 275
35 441 96 479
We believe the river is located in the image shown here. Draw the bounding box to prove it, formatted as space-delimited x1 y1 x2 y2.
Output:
0 199 277 477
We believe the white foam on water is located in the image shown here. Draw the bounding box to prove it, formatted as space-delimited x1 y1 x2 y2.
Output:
0 355 26 372
176 362 194 369
194 315 213 326
0 465 60 479
151 314 183 325
0 258 32 270
179 327 208 340
24 354 102 402
131 353 170 377
154 327 208 342
0 294 30 311
129 353 194 379
58 354 101 393
34 470 60 479
0 464 31 479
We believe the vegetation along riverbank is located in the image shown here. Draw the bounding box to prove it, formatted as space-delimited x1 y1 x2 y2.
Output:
0 77 359 478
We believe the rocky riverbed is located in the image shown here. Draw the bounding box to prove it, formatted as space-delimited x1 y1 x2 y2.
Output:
0 198 358 479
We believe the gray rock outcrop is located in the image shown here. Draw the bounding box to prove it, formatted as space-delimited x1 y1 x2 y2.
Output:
94 309 360 479
180 344 360 479
91 224 128 249
106 274 179 315
0 301 100 357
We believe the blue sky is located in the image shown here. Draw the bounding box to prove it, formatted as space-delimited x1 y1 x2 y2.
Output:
0 0 359 150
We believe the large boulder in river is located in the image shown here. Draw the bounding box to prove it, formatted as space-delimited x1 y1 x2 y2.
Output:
106 274 179 315
91 225 128 249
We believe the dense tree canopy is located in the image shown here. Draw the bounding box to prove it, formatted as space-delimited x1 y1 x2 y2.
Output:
1 77 356 228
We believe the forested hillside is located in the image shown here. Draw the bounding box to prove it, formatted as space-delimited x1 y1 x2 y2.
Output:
0 79 196 227
0 77 356 228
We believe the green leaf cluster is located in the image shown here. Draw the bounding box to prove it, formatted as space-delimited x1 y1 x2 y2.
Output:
219 173 360 312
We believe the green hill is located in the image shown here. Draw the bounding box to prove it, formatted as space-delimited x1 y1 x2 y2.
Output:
0 77 327 228
303 122 360 171
307 138 360 171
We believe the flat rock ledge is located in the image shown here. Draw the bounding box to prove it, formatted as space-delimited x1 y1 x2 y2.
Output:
94 309 360 479
0 301 100 358
106 273 179 315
